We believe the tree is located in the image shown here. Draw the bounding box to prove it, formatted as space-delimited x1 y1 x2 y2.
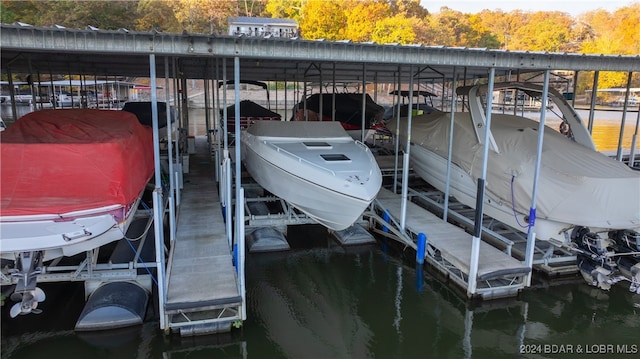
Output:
476 10 528 50
421 7 472 46
344 0 392 42
237 0 269 17
0 0 139 29
136 0 181 32
1 0 51 25
265 0 304 21
389 0 428 18
299 0 347 40
509 11 574 52
466 14 500 48
371 14 416 44
580 4 640 55
577 4 640 90
172 0 235 34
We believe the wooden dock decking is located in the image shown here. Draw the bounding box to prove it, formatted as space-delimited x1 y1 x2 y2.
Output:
164 136 241 335
374 188 530 298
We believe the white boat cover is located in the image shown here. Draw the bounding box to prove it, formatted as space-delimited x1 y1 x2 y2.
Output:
394 111 640 229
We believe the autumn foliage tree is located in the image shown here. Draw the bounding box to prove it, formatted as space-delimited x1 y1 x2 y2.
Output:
299 0 347 40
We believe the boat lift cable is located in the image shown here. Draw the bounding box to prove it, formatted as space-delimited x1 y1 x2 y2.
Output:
114 200 160 287
124 236 160 288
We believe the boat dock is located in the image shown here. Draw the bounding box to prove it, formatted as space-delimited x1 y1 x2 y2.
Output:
371 187 531 300
164 137 242 336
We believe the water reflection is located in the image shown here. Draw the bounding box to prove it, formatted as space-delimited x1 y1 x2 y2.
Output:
243 244 530 358
2 241 640 358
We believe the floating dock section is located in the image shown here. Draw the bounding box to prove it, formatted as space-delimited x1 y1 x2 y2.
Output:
74 215 156 331
164 137 242 336
371 188 530 300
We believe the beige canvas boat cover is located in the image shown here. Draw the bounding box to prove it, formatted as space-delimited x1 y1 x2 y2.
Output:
393 111 640 229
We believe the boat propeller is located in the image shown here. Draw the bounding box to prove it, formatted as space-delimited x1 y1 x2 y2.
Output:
9 287 46 318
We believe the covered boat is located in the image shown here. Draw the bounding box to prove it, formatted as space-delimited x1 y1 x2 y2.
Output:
222 99 282 132
1 109 154 260
219 80 281 133
1 108 155 316
292 93 385 131
388 82 640 291
241 120 382 231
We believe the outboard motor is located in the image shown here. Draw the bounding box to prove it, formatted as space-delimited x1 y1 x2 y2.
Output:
571 227 621 291
609 230 640 294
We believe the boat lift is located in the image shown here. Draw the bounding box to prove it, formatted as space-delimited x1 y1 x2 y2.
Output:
360 68 567 299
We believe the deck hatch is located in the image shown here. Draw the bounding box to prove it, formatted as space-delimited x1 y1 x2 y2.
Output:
303 141 332 149
321 154 350 161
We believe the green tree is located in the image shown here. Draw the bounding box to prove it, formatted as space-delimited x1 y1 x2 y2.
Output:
1 0 50 25
1 0 138 29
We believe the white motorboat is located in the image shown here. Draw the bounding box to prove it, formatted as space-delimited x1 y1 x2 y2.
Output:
241 120 382 231
1 109 155 316
388 82 640 290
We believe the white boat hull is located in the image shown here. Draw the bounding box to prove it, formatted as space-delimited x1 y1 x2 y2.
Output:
241 121 382 231
0 200 141 261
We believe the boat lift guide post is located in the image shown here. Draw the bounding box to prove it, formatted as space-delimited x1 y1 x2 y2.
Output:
524 70 552 286
149 53 168 331
467 69 496 296
234 56 247 321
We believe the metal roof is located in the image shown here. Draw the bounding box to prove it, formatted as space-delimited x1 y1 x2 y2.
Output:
1 23 639 84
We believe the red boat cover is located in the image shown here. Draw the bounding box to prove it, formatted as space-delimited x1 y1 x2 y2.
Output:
1 109 154 217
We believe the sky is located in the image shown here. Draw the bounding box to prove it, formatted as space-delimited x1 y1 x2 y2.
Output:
419 0 636 16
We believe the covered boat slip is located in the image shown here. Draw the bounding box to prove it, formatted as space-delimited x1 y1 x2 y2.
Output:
164 136 241 335
2 23 640 336
372 188 530 299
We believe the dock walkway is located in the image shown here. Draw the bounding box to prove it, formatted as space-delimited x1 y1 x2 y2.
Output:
164 136 241 336
374 188 530 299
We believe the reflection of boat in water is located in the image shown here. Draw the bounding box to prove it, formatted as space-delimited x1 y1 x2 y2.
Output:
241 120 382 231
387 82 640 292
0 109 155 316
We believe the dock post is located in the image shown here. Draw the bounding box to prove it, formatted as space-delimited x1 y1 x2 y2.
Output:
416 232 426 265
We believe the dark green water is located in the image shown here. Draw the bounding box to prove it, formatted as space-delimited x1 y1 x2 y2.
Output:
2 233 639 359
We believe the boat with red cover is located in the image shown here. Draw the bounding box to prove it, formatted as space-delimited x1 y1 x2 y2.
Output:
0 109 154 316
1 108 154 260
